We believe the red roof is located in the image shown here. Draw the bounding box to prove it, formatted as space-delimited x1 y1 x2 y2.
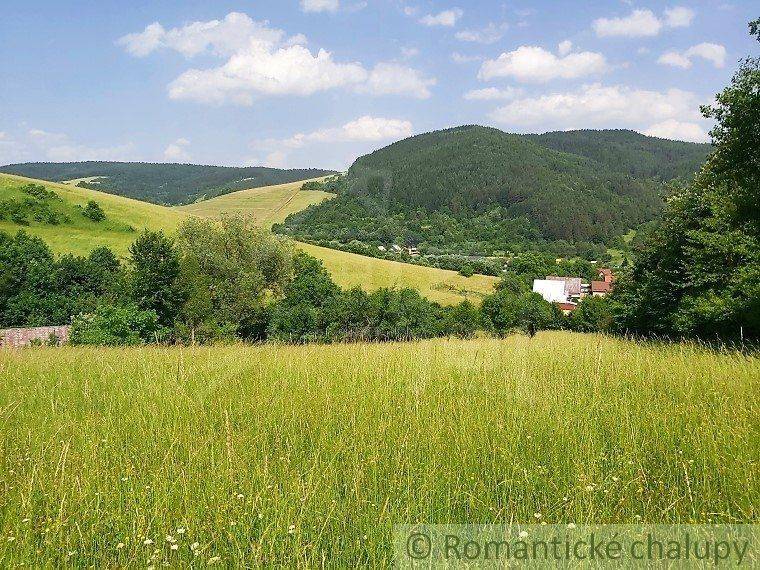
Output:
598 268 615 283
557 302 577 311
591 280 612 293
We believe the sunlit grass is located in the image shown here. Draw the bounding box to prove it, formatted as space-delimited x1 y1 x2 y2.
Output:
0 332 756 566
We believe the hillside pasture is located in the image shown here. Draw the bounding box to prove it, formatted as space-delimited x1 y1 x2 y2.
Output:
176 178 333 226
0 174 186 256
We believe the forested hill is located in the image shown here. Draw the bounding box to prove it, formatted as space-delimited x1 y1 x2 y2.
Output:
277 125 713 258
0 162 336 205
526 129 711 181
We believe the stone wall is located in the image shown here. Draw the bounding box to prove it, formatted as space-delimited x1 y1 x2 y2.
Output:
0 325 71 348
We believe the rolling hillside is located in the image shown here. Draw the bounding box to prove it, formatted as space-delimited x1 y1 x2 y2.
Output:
279 126 712 255
177 178 334 226
297 242 497 305
526 129 711 181
0 173 185 256
0 173 496 304
0 162 336 205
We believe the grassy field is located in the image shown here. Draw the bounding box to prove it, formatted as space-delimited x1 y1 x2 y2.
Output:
298 242 497 305
0 332 757 566
0 174 186 256
176 178 333 226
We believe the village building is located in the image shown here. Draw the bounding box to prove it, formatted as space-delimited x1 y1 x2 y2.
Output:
556 302 578 315
547 276 583 300
533 268 615 305
532 279 567 303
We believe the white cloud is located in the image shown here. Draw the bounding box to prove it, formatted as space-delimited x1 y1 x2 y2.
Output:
658 51 692 68
281 116 413 148
557 40 573 56
489 83 709 142
455 22 506 44
463 87 522 101
264 151 288 168
358 63 436 99
685 42 726 67
253 116 413 168
164 138 191 162
593 9 663 37
644 119 708 142
593 7 695 38
1 129 141 164
402 6 419 17
420 8 463 27
451 52 481 64
664 7 695 28
117 12 285 58
120 12 433 104
300 0 340 13
479 45 608 83
167 45 367 104
658 42 726 69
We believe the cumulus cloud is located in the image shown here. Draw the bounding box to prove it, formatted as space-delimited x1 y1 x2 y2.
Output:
659 42 727 69
167 45 367 104
489 83 709 142
119 12 434 104
479 45 608 83
116 12 285 58
0 128 140 164
420 8 463 27
455 22 506 44
164 138 191 162
358 63 436 99
644 119 708 142
664 7 695 28
558 40 573 56
280 116 413 148
253 116 413 168
593 7 694 38
300 0 340 13
463 87 522 101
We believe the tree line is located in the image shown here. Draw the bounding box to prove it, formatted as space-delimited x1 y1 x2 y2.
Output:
0 218 614 345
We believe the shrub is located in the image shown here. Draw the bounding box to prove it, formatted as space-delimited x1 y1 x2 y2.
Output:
70 304 160 346
81 200 106 222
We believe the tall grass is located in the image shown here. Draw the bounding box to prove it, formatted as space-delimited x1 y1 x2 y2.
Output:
0 332 757 566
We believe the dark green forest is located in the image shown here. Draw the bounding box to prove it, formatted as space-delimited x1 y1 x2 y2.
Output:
278 127 711 258
0 162 336 205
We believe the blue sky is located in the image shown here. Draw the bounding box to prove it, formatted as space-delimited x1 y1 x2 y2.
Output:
0 0 757 170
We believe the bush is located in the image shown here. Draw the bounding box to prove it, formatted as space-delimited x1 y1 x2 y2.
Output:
70 304 160 346
81 200 106 222
444 300 480 338
458 264 474 277
570 296 613 333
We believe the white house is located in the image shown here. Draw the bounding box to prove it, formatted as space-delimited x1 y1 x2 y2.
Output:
532 279 567 303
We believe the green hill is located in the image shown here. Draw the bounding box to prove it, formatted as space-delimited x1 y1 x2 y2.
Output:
526 129 711 181
0 162 336 206
278 126 712 256
0 173 186 256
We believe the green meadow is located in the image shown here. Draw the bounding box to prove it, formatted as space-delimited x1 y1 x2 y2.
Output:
1 332 757 566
